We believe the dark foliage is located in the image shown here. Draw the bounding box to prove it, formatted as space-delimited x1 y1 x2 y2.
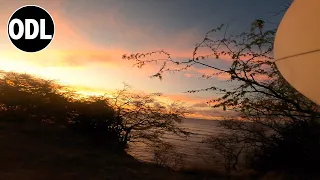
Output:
0 71 188 152
66 97 125 150
0 71 124 150
252 119 320 174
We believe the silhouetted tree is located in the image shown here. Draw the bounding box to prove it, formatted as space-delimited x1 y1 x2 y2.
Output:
153 141 184 170
109 84 190 148
203 131 245 175
0 71 74 124
0 71 190 152
67 96 124 150
0 71 123 150
122 18 320 176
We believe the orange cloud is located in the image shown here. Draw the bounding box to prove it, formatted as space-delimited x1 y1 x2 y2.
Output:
186 112 227 120
160 93 211 105
48 11 98 50
70 84 116 96
190 66 271 82
182 66 230 80
0 4 135 70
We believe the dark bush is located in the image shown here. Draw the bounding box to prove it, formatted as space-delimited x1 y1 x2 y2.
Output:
0 71 126 151
66 98 125 151
251 119 320 174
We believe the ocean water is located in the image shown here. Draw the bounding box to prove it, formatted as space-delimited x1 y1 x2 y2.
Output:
127 118 223 166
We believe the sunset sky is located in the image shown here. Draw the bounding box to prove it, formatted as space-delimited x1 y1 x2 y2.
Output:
0 0 289 119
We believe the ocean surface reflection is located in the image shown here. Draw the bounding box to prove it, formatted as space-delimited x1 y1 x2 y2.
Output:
127 118 222 166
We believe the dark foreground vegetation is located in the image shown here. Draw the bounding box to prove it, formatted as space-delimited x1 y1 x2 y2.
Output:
0 71 189 149
0 71 196 180
0 121 187 180
0 69 301 180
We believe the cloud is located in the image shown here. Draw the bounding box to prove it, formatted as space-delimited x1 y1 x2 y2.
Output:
161 93 210 105
0 48 126 68
56 2 203 54
154 92 238 120
70 84 115 96
0 6 138 69
180 57 273 82
182 66 231 80
192 102 209 108
0 1 236 80
53 49 127 67
48 11 99 50
188 107 237 120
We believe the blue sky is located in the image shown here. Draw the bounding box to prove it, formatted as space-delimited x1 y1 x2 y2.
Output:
59 0 290 51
